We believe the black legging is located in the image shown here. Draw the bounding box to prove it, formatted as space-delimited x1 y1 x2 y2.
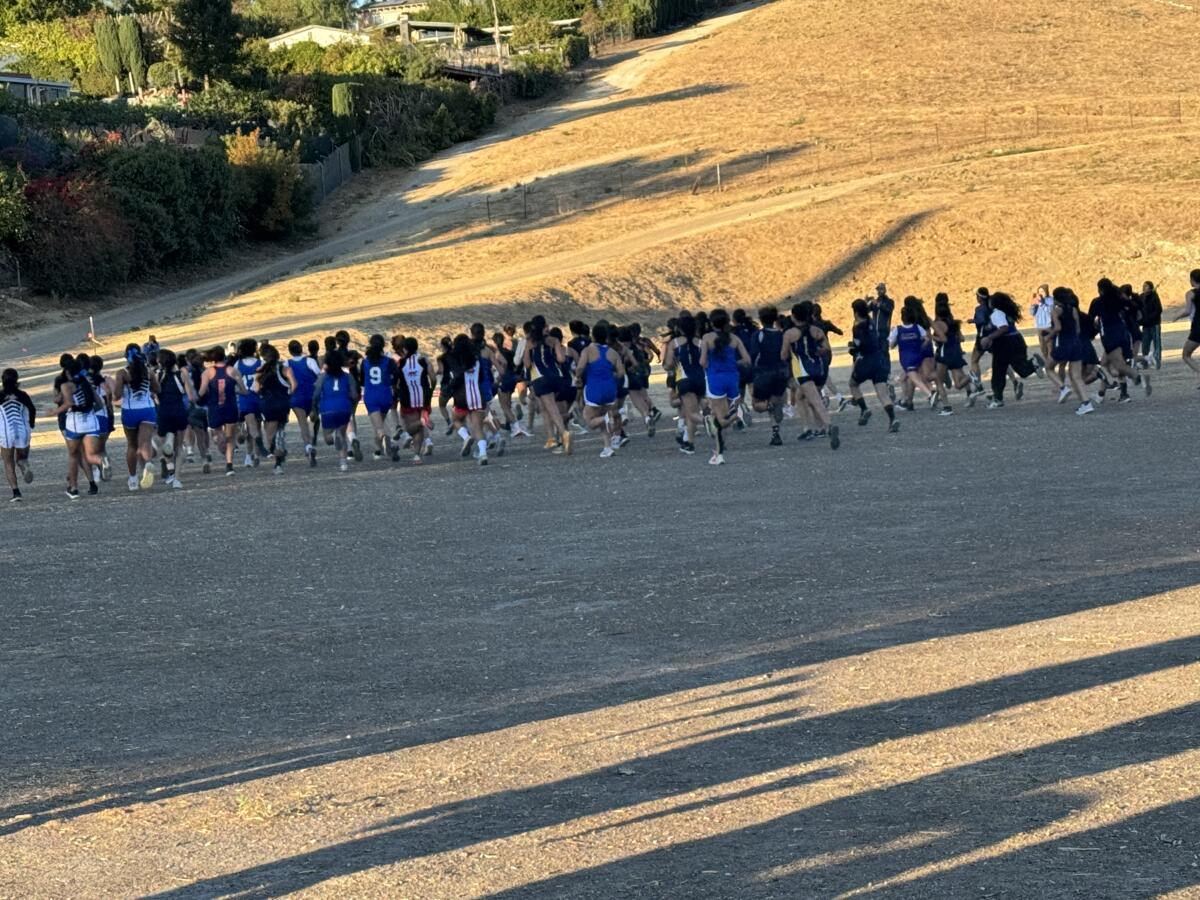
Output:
991 335 1035 400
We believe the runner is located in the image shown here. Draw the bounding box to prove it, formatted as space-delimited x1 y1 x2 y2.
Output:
661 313 705 455
449 334 491 466
574 322 626 457
889 304 935 410
88 355 115 482
1175 269 1200 380
155 349 197 489
312 348 359 473
931 293 980 415
782 301 840 449
0 368 35 502
699 308 753 465
361 334 399 462
749 305 789 445
398 337 434 463
198 346 240 477
522 316 571 455
978 292 1036 409
52 354 103 500
254 343 296 474
847 299 900 433
286 340 321 467
1049 287 1094 416
112 344 159 491
1139 281 1163 370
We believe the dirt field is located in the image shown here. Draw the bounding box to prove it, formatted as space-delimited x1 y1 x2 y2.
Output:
3 349 1200 897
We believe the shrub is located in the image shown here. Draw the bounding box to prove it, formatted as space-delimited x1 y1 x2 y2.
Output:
507 50 564 99
224 129 312 238
0 170 29 244
356 79 496 166
78 67 118 97
270 40 328 77
147 62 179 91
5 19 99 84
17 177 134 295
117 16 147 92
186 82 269 129
559 33 590 67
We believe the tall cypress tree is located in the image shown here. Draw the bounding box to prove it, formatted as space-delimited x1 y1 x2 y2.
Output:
168 0 241 90
117 16 146 93
93 17 124 96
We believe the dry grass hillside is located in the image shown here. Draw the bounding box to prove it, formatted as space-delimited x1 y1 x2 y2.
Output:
107 0 1200 348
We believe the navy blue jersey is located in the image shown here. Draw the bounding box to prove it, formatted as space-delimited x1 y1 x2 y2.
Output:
752 329 785 372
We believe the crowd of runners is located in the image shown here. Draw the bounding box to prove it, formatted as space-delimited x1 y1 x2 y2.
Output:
0 272 1192 502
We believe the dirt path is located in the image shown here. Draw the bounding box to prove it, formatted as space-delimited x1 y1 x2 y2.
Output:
0 4 764 368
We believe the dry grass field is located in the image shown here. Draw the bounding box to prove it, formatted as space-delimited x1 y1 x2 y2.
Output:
147 0 1200 351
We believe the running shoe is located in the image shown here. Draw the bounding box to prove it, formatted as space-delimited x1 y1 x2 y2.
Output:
1145 376 1152 397
445 423 455 436
351 437 363 462
648 408 663 425
939 406 954 416
10 490 20 503
646 418 656 438
460 435 472 457
887 420 901 434
544 437 558 450
563 431 573 456
401 432 414 449
244 453 254 468
496 435 507 457
373 450 384 461
91 465 101 485
679 441 696 455
18 461 32 484
703 413 716 437
411 453 423 464
1032 353 1046 377
391 444 401 463
100 455 112 481
836 397 849 413
87 482 98 496
600 446 615 459
128 475 139 492
308 446 317 467
708 452 725 466
1014 381 1025 400
967 388 980 408
829 424 840 450
784 403 798 418
478 452 488 466
769 430 782 446
65 487 80 501
167 476 184 489
616 434 631 449
163 432 175 457
273 465 284 476
339 459 349 472
423 439 433 456
1118 392 1132 404
858 408 872 427
797 429 816 441
139 465 155 490
1076 401 1095 416
514 402 524 421
988 399 1005 409
512 421 532 437
202 455 212 475
225 464 235 476
927 393 938 410
1057 385 1071 404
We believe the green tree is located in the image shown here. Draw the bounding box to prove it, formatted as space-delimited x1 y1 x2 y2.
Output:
242 0 352 31
117 16 146 92
93 16 124 95
169 0 242 89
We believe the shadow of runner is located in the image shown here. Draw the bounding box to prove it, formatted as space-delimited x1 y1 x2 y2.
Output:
143 638 1200 898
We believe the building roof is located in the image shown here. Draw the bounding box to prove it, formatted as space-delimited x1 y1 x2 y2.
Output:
0 72 71 88
267 24 363 43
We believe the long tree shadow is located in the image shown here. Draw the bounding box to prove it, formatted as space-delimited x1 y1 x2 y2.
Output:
143 640 1200 897
5 551 1200 843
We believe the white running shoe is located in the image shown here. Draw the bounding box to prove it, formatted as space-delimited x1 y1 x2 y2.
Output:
782 403 796 419
128 475 139 492
1058 385 1071 404
167 476 183 489
610 434 622 449
339 459 349 472
600 446 615 458
162 433 174 458
1076 401 1095 416
478 452 489 466
243 453 253 467
708 452 725 466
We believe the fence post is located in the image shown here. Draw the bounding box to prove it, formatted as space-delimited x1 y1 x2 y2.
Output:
716 163 722 192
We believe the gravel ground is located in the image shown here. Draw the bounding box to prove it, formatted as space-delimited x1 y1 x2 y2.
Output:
2 354 1199 899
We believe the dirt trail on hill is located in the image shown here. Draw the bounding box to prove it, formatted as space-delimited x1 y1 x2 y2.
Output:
0 4 762 368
